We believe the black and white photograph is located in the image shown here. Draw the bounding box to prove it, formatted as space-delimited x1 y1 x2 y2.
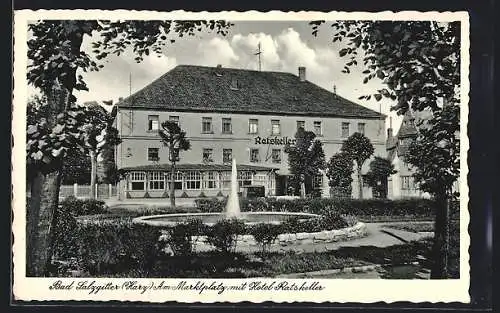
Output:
13 10 469 303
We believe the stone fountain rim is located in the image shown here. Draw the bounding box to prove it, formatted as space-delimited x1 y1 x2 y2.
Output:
132 211 321 227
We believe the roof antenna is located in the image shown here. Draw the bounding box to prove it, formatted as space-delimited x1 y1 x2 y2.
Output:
254 42 263 71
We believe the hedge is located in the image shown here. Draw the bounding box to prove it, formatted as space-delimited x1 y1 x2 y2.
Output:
194 198 450 218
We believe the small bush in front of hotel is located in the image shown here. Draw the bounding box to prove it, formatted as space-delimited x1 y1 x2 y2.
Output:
250 223 284 253
163 219 207 256
195 197 438 220
76 219 162 275
206 219 246 253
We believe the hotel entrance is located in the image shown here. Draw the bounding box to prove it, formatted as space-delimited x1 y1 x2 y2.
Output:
275 175 288 196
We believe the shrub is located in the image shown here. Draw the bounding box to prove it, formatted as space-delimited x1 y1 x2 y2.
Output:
52 197 110 261
194 198 224 212
250 223 284 253
164 219 207 256
194 197 439 220
206 219 246 253
60 196 109 216
77 219 162 275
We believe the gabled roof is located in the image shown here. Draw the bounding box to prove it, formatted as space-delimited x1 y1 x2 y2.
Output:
117 65 385 119
397 110 418 138
121 163 278 172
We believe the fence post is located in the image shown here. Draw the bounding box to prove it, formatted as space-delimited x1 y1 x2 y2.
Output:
73 183 78 197
109 184 112 198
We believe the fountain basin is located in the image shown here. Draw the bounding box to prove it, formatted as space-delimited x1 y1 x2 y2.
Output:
132 212 320 227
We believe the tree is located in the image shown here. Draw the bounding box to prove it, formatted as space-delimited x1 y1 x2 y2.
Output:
61 148 91 184
310 20 460 277
326 152 354 198
26 20 233 276
341 132 374 199
365 156 397 198
80 104 120 199
284 128 326 198
159 121 191 208
406 104 459 278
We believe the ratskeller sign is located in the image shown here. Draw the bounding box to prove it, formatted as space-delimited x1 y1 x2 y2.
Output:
254 136 296 145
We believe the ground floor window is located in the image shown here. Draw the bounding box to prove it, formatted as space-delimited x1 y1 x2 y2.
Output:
148 172 165 190
220 172 231 189
129 171 145 191
166 172 183 190
313 175 323 189
401 175 415 190
253 173 267 186
203 171 218 189
238 171 252 187
185 171 201 190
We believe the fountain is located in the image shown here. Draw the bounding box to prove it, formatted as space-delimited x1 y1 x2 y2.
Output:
224 159 241 219
131 158 368 249
132 159 319 227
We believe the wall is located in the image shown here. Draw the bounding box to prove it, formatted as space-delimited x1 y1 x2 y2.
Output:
117 109 386 175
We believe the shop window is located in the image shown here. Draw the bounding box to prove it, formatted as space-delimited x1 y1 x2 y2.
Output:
148 172 165 190
185 171 201 190
129 172 145 191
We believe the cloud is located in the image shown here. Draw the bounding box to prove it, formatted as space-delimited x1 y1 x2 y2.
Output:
195 37 239 67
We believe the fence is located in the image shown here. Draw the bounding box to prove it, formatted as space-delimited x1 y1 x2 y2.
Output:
59 183 117 200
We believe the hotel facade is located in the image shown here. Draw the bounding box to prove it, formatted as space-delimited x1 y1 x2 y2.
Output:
114 65 387 200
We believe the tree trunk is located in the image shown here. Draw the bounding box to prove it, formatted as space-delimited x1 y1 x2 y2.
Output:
26 171 43 276
26 169 62 276
430 193 450 278
26 78 72 276
170 163 176 208
300 174 306 198
89 150 97 199
357 164 363 199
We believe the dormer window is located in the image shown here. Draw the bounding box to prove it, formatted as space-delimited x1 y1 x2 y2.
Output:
230 77 239 90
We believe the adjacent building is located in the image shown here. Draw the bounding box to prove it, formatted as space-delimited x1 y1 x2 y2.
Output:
114 65 387 200
386 110 432 199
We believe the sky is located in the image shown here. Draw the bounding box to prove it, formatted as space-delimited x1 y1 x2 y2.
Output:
33 21 404 133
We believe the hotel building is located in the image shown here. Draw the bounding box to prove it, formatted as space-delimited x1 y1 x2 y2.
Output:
115 65 387 200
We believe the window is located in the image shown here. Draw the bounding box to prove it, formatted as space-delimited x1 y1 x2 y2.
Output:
202 148 214 163
253 173 267 186
169 116 179 125
271 149 281 163
220 172 231 189
147 148 159 161
250 148 260 163
249 119 258 134
167 172 183 190
202 117 213 133
129 172 145 191
401 176 415 190
313 175 323 189
203 171 218 189
357 123 366 135
238 171 252 187
271 120 280 135
297 120 305 131
222 118 232 134
148 172 165 190
341 122 350 138
148 115 159 131
362 175 370 187
223 149 232 164
313 121 322 136
185 171 201 190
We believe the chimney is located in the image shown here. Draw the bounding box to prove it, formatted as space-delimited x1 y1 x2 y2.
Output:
333 84 337 95
217 64 222 69
387 128 393 140
215 64 223 77
298 66 306 81
386 117 393 146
